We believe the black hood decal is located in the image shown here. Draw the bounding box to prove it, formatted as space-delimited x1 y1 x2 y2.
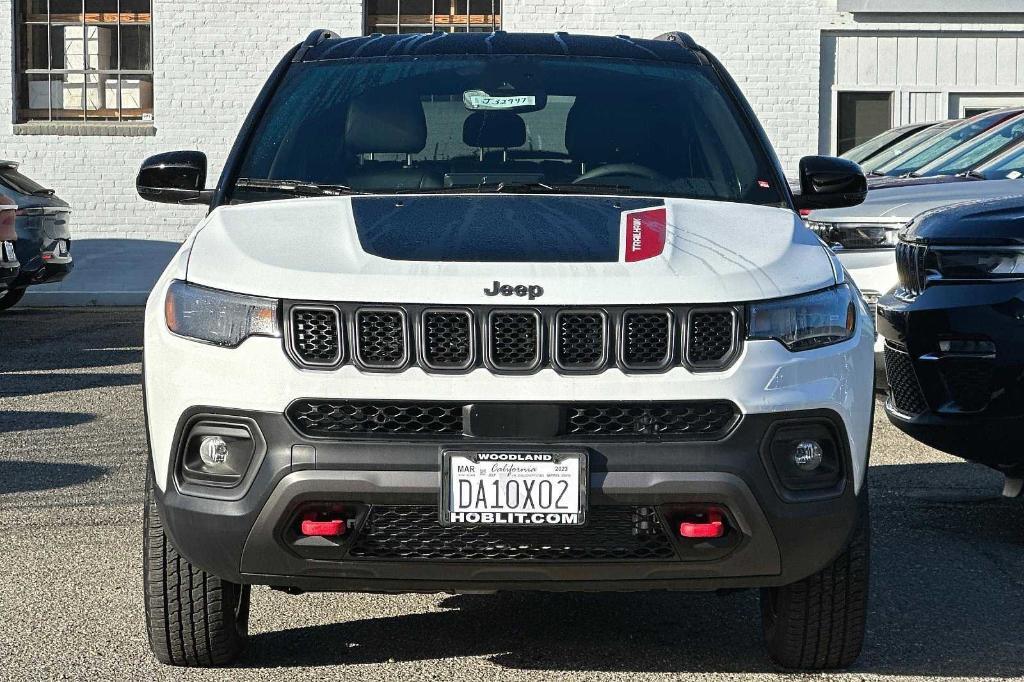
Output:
351 195 663 262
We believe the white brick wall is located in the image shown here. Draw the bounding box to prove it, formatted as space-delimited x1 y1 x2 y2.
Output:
1 1 1023 245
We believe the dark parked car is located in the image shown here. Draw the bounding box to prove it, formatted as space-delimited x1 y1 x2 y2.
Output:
859 119 957 175
841 121 941 166
0 161 72 310
878 196 1024 498
868 108 1023 180
870 112 1024 190
0 196 18 290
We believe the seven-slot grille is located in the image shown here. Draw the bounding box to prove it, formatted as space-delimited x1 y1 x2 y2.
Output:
687 310 736 366
288 399 740 440
285 303 741 373
895 241 928 296
555 311 607 370
355 308 407 369
289 307 342 366
422 310 474 370
489 310 541 370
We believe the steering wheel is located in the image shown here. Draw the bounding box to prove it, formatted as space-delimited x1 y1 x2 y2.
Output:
573 163 664 184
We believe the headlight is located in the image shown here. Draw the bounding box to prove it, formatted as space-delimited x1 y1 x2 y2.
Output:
747 283 856 351
805 221 902 250
164 279 280 347
931 247 1024 281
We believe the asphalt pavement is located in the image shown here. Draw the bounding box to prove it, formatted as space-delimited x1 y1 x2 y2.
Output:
1 309 1022 681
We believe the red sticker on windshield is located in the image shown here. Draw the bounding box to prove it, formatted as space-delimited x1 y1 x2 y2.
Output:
622 207 667 262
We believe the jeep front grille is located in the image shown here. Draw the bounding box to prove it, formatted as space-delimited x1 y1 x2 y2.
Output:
355 308 407 369
489 310 541 370
287 399 740 440
687 310 737 366
288 306 342 366
621 311 672 369
284 303 742 374
554 311 607 370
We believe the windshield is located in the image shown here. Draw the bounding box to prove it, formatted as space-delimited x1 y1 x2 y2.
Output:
915 114 1024 176
874 109 1019 176
976 138 1024 179
860 121 953 173
233 56 785 206
841 124 922 164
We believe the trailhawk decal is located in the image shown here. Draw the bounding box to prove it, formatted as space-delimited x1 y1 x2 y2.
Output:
621 206 667 262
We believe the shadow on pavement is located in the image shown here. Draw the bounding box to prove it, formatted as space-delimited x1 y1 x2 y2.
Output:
0 372 140 398
0 308 143 374
0 460 108 495
0 410 96 434
242 462 1024 676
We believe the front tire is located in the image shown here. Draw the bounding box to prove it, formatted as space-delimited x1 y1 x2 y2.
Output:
0 287 26 311
143 469 250 666
760 494 870 670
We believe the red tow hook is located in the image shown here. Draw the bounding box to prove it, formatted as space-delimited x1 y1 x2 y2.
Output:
300 513 346 537
679 510 725 539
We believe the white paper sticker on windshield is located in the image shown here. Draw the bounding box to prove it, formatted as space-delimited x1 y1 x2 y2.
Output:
464 90 536 111
1007 170 1022 179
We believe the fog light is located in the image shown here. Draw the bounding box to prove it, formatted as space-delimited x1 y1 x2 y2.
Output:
198 436 229 466
792 440 823 471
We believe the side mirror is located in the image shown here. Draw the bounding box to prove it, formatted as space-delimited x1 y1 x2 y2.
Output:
793 155 867 211
137 151 213 205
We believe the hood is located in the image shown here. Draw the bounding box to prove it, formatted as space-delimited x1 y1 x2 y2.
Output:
186 194 836 305
905 195 1024 246
806 178 1024 224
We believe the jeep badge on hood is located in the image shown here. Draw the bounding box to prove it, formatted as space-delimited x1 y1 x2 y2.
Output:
484 281 545 300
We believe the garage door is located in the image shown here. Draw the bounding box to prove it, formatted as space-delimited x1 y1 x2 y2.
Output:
822 33 1024 154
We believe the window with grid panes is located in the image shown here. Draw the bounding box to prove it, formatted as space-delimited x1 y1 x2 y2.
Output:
16 0 154 123
365 0 500 34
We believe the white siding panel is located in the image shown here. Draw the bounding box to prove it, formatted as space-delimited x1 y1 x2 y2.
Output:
977 37 998 86
936 38 958 87
897 36 918 84
996 38 1018 87
857 37 878 84
956 37 978 86
837 36 860 86
917 37 938 87
877 37 898 85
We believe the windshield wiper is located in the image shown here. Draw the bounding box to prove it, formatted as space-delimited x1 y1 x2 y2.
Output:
959 170 987 180
867 171 886 177
388 181 645 196
234 178 365 196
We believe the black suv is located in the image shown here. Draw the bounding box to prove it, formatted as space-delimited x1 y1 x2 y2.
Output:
0 161 73 311
878 195 1024 498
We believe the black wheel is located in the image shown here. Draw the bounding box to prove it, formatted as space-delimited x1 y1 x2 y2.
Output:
0 287 26 311
143 468 250 666
760 494 870 670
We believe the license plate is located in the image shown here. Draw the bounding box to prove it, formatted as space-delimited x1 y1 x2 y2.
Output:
441 449 587 526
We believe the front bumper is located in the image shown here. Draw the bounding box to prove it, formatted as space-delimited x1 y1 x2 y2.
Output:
154 407 861 592
878 281 1024 473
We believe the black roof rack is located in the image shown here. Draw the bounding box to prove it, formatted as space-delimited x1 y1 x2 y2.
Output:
293 29 339 62
654 31 698 49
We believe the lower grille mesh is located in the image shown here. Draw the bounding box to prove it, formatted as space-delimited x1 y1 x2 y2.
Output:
884 344 928 415
287 399 739 440
346 506 677 561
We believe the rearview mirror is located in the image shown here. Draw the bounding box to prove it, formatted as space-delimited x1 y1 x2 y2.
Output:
137 151 213 205
793 156 867 211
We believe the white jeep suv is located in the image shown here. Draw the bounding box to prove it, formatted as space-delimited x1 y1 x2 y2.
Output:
139 29 875 669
